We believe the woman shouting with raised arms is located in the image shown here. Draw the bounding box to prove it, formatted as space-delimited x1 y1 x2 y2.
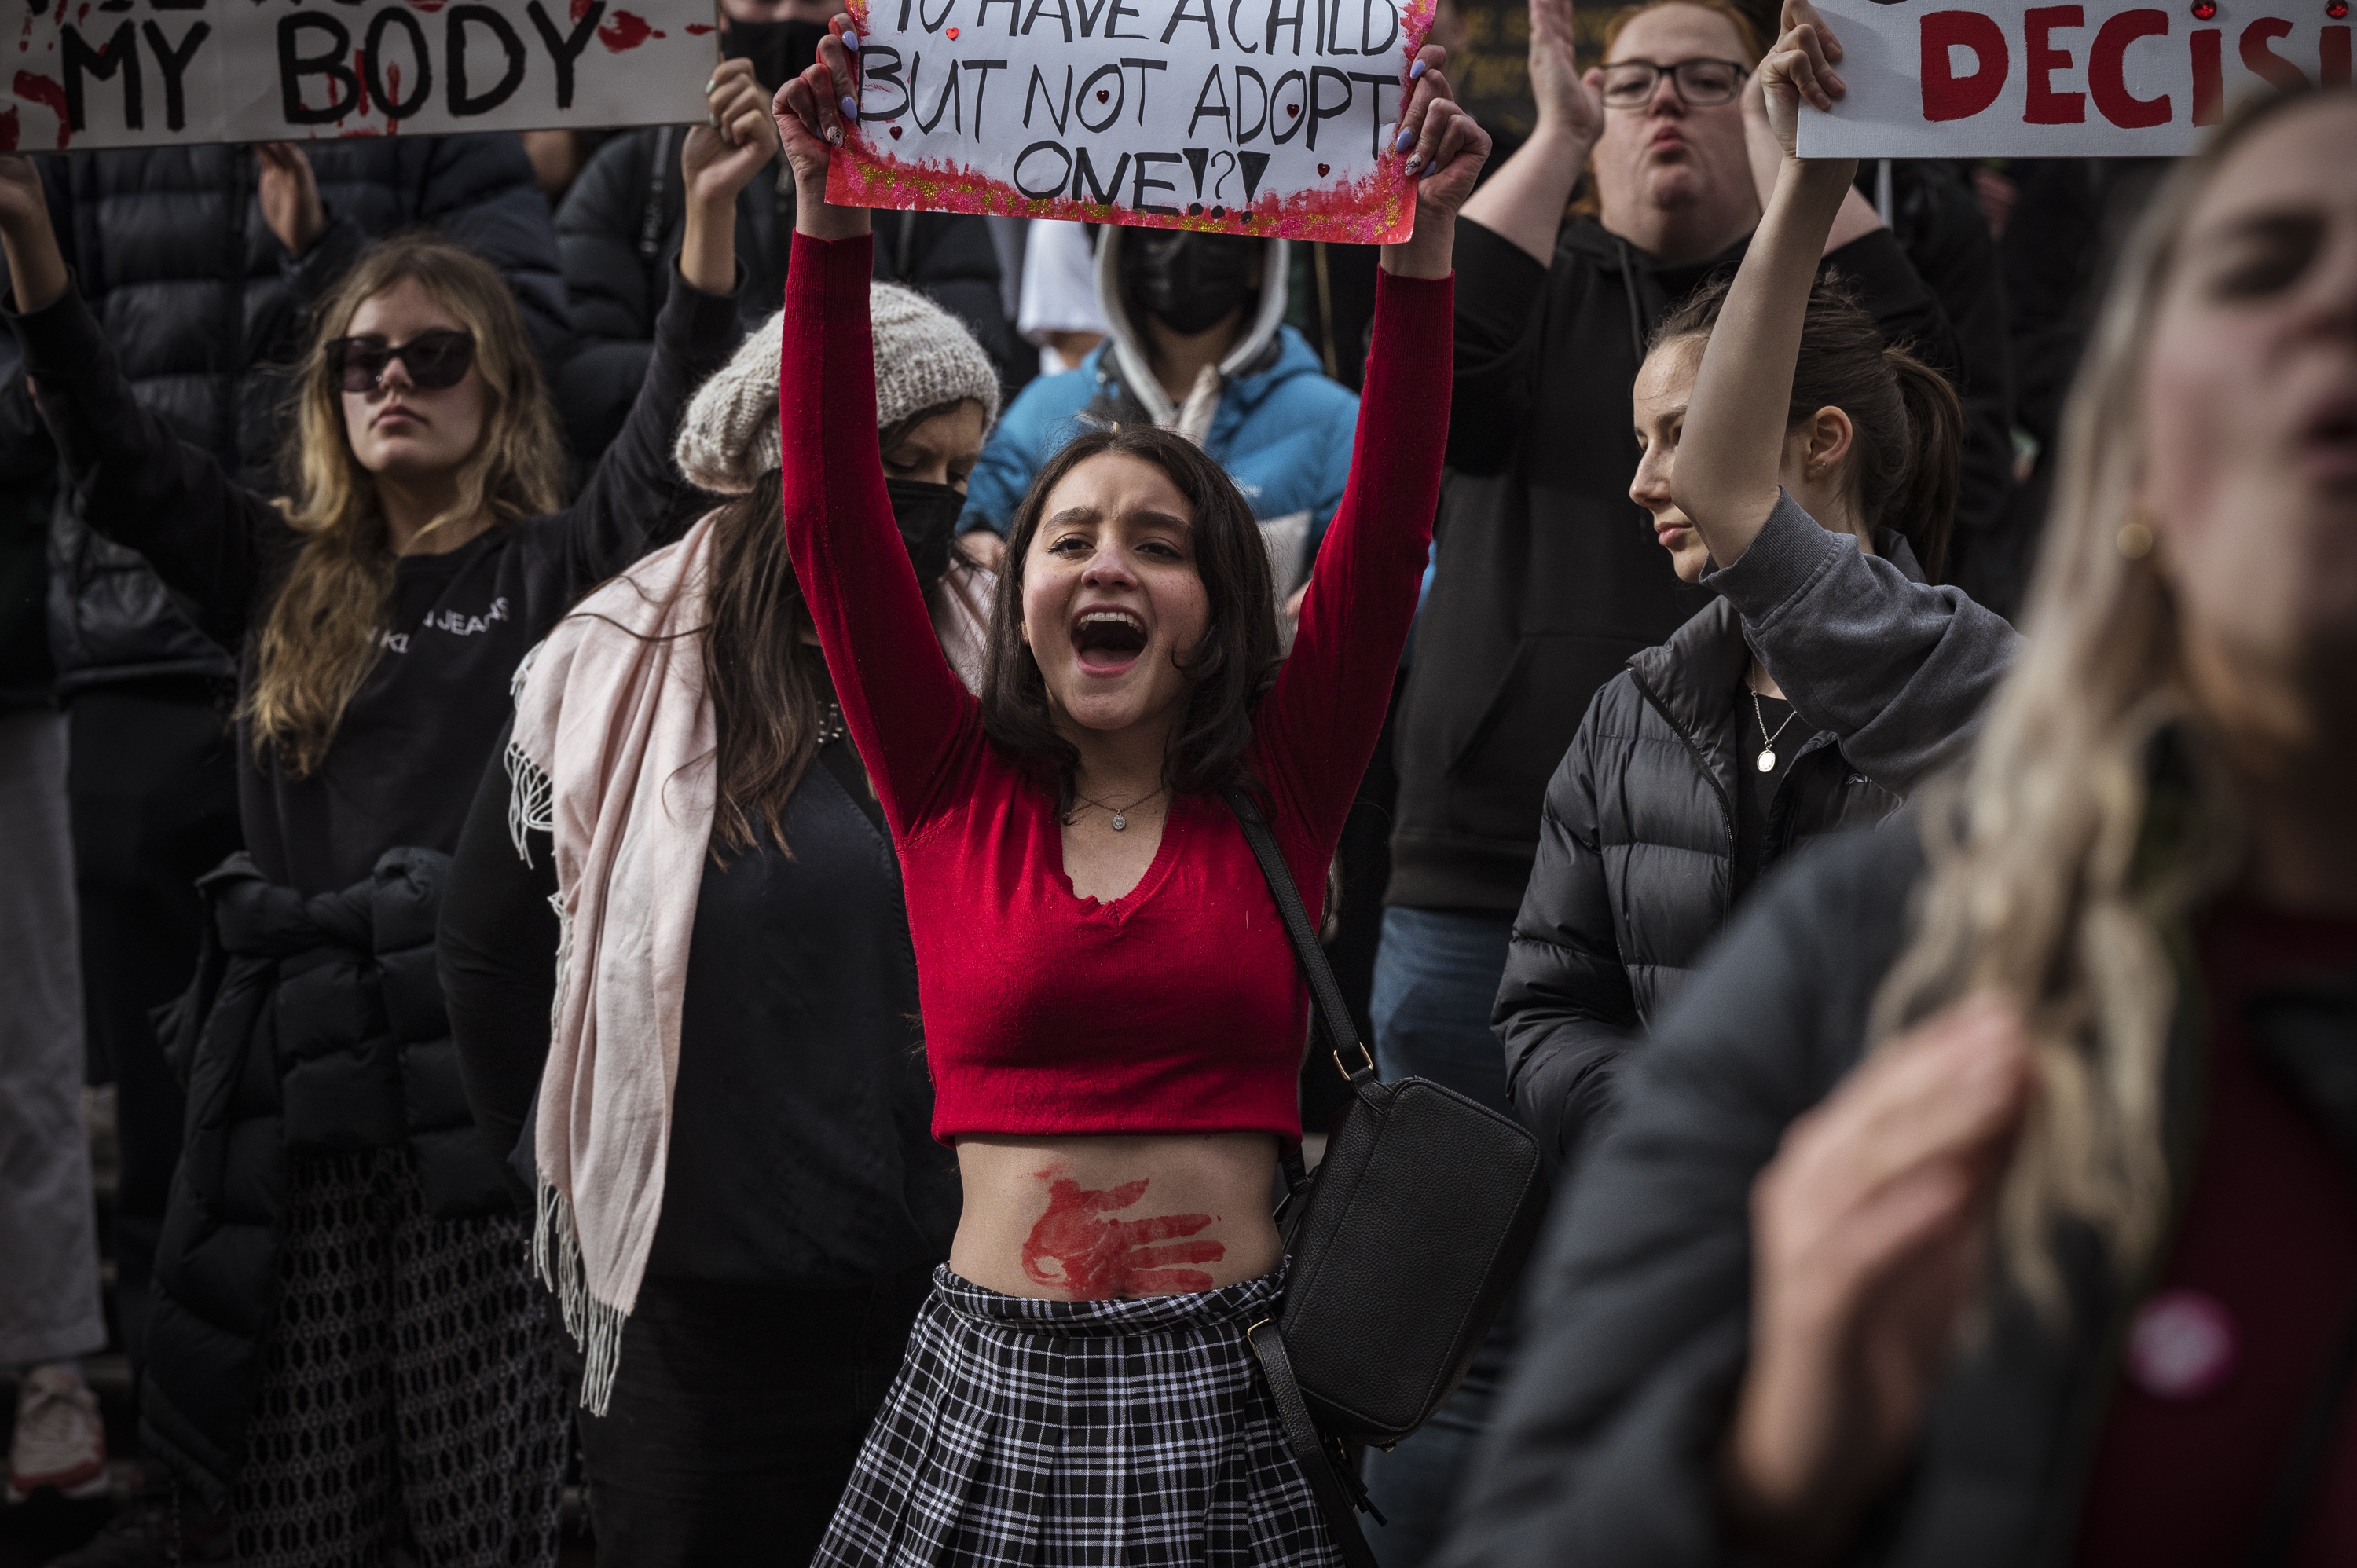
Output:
770 21 1487 1568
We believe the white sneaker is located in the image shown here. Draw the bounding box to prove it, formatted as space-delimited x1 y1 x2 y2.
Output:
8 1364 109 1502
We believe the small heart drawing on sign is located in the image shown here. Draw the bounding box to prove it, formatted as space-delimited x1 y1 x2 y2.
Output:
1316 163 1329 175
1098 89 1110 101
890 124 903 137
945 26 959 36
1286 103 1301 117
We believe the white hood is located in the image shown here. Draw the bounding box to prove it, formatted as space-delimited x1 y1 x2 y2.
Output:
1092 229 1292 431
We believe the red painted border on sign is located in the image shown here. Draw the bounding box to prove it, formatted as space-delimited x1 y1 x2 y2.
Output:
824 0 1429 244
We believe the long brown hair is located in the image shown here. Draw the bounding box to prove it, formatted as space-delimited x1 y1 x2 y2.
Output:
1866 92 2339 1316
705 397 984 852
246 236 562 775
979 425 1279 807
1654 276 1964 577
698 473 834 854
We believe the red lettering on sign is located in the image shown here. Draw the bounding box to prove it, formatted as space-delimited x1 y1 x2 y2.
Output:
2326 25 2351 85
2191 27 2223 124
2089 8 2169 126
1922 9 2009 120
2025 5 2086 123
2239 16 2309 88
597 8 651 49
1018 1171 1224 1298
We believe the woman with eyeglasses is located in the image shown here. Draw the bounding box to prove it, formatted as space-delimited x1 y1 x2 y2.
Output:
0 65 768 1566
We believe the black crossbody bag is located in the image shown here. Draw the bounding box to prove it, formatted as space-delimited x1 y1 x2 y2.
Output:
1221 787 1550 1568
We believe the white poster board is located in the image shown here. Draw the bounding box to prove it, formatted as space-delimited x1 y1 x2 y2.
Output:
3 0 712 153
826 0 1432 242
1798 0 2349 156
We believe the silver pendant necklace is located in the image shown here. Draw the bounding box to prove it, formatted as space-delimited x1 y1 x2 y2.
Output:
1752 690 1800 773
1065 785 1166 832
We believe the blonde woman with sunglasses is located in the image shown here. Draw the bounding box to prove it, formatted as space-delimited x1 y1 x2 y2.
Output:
0 68 767 1566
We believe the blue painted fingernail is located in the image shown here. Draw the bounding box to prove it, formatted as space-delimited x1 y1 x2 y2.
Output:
841 30 860 50
1420 157 1442 178
840 97 859 119
1409 57 1428 79
1394 126 1414 152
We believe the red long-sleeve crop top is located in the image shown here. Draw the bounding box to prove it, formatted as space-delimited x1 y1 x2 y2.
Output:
777 230 1451 1145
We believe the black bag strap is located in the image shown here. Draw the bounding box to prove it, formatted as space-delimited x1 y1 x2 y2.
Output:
1248 1320 1382 1568
1221 786 1373 1089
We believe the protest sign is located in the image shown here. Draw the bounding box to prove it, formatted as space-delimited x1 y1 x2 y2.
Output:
825 0 1431 243
3 0 712 153
1798 0 2347 156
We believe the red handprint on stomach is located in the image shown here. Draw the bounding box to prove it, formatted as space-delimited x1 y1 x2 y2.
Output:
1018 1172 1225 1298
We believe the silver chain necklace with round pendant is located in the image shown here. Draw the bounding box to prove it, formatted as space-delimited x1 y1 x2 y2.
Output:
1751 689 1800 773
1065 785 1166 832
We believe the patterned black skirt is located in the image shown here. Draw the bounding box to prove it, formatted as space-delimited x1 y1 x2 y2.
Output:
812 1266 1340 1568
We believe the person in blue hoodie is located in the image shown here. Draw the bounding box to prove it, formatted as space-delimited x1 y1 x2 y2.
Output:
958 227 1358 605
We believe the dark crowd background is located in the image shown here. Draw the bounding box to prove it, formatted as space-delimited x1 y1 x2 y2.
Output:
0 0 2267 1562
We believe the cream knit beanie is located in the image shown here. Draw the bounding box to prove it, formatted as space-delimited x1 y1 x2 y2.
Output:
673 282 1003 496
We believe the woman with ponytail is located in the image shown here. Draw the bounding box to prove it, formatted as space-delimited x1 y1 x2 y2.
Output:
1448 71 2357 1568
1490 5 2015 1174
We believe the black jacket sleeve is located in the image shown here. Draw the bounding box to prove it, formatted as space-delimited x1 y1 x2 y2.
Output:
416 134 574 372
1492 704 1640 1174
438 719 561 1175
5 281 285 652
1440 826 1925 1568
1876 162 2016 569
552 129 669 462
523 265 742 597
1824 225 1952 373
1446 217 1552 476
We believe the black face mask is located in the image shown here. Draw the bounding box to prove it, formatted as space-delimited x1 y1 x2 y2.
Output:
722 16 828 95
1127 231 1263 338
885 477 965 584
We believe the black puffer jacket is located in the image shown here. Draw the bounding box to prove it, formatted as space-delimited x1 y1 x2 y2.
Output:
552 126 1020 459
1441 819 2357 1568
10 139 565 695
1494 499 2018 1172
143 848 503 1511
1389 218 1950 916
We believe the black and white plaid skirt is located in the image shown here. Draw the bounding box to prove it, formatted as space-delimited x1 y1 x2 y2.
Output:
812 1266 1340 1568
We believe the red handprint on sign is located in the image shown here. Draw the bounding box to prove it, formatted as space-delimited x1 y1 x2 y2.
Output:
1018 1172 1225 1298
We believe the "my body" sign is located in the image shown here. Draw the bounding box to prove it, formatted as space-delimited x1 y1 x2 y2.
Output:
1799 0 2345 155
3 0 709 152
826 0 1431 242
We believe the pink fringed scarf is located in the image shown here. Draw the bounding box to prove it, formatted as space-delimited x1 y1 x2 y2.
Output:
506 513 989 1412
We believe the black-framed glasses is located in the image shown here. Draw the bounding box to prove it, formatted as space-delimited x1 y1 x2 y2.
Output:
324 330 477 394
1600 57 1750 108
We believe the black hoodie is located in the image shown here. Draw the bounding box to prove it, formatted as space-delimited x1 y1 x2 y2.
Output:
1386 214 1949 914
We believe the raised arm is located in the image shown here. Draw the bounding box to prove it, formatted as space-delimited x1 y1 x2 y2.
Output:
1670 2 1858 571
542 63 772 591
1252 50 1484 857
1 155 279 649
770 24 980 837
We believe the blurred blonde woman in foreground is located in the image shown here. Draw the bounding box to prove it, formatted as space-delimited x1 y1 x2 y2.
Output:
1442 75 2357 1568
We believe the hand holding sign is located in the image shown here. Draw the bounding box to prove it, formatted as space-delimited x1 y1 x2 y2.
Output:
1385 45 1492 276
775 18 873 240
1760 0 1849 156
